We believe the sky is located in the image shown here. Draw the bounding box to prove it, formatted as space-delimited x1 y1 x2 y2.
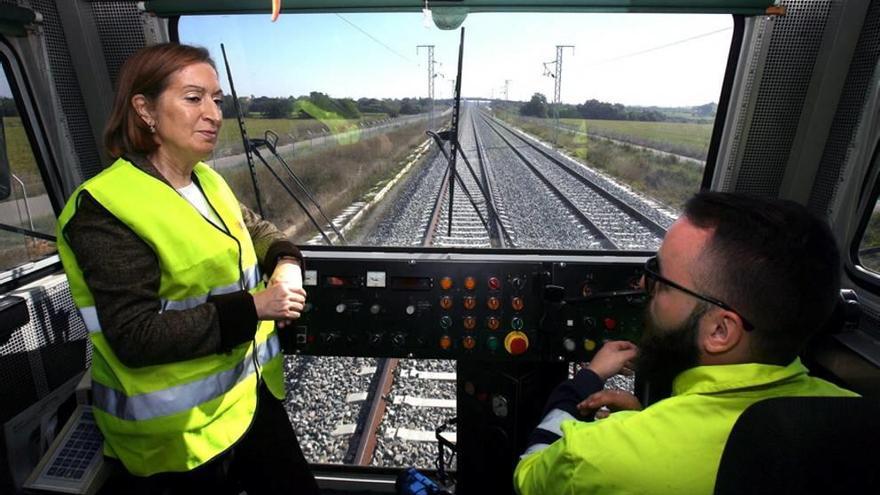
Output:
180 11 733 108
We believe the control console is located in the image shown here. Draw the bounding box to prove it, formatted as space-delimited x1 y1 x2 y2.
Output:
281 250 648 362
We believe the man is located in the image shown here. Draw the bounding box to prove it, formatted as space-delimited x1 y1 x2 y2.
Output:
514 192 857 495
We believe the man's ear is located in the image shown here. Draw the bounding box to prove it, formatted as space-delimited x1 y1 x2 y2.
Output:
701 309 746 356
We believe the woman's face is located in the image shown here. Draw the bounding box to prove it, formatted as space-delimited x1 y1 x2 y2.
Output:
148 62 223 165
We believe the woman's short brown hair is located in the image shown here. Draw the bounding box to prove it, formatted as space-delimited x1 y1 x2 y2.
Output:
104 43 216 158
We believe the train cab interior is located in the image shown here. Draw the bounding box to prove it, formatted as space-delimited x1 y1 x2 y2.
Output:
1 0 879 493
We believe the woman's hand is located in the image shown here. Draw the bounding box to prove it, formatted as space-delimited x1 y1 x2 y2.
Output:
252 283 307 327
585 340 638 380
269 259 302 289
267 259 304 328
577 389 643 420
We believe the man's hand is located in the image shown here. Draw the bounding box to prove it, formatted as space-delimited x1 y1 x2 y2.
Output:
586 340 638 380
577 389 643 420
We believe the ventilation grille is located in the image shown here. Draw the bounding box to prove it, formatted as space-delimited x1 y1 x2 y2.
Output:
808 1 880 216
0 274 89 426
91 2 147 86
731 0 833 195
722 18 769 190
29 0 103 181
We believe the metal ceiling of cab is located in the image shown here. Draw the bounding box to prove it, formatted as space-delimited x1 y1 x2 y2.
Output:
142 0 782 16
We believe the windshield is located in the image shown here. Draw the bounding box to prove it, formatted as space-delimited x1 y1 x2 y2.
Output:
180 12 732 252
180 11 733 470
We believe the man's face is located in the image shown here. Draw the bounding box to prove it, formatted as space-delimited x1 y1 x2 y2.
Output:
637 218 714 383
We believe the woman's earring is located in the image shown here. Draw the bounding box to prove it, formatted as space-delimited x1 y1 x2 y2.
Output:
149 122 156 134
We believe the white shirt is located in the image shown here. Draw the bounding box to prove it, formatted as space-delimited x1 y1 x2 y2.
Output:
177 182 223 229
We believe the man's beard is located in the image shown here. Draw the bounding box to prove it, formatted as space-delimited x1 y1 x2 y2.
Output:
636 301 708 390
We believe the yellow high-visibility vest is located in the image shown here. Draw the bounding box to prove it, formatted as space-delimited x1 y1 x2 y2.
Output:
57 157 285 476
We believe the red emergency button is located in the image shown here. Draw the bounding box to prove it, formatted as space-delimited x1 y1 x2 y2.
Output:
603 317 617 330
504 331 529 356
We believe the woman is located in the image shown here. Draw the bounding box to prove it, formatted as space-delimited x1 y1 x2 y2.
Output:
56 43 319 494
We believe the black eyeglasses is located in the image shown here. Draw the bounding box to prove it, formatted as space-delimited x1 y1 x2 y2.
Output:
643 256 755 331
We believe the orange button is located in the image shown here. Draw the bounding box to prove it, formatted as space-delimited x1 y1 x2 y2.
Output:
439 335 452 350
504 331 529 356
440 277 454 290
486 316 500 330
487 296 501 311
463 296 476 310
464 276 477 291
462 336 476 350
440 296 453 310
511 297 524 312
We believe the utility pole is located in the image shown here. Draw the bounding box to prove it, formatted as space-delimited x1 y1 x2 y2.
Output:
503 79 511 101
417 45 436 129
543 45 574 144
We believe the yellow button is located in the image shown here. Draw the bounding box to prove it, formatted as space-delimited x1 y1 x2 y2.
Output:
584 339 597 352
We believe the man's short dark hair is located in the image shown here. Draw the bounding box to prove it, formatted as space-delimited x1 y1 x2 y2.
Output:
684 192 841 364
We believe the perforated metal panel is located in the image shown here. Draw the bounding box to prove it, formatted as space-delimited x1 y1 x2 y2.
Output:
91 2 147 86
0 274 89 426
26 0 102 180
808 1 880 216
725 0 833 195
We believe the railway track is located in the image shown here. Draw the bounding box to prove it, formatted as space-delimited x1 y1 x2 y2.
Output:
287 101 675 470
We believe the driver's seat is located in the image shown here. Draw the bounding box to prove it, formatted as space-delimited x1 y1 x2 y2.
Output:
713 396 880 494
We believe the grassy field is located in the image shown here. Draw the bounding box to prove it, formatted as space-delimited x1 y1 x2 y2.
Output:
504 116 702 212
219 119 430 243
860 211 880 273
494 111 713 160
2 116 43 195
214 114 387 157
558 118 713 160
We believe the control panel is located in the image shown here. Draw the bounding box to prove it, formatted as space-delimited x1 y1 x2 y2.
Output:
281 251 648 362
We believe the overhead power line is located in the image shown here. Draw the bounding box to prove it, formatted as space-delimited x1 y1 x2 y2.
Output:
335 14 417 65
587 27 732 66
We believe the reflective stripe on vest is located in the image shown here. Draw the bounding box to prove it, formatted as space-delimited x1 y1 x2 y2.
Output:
77 264 261 333
93 335 280 421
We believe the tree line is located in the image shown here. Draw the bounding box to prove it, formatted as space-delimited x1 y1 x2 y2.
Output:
222 93 434 120
516 93 716 122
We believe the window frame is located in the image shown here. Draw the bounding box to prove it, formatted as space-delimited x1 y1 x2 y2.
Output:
0 37 62 288
847 141 880 291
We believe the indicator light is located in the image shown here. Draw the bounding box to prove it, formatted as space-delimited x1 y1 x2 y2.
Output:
463 316 476 330
464 276 477 290
488 277 501 290
440 277 454 290
439 335 452 350
604 317 617 330
462 336 476 350
512 297 524 311
584 339 597 351
487 297 501 311
487 316 500 330
440 296 453 310
463 296 476 310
